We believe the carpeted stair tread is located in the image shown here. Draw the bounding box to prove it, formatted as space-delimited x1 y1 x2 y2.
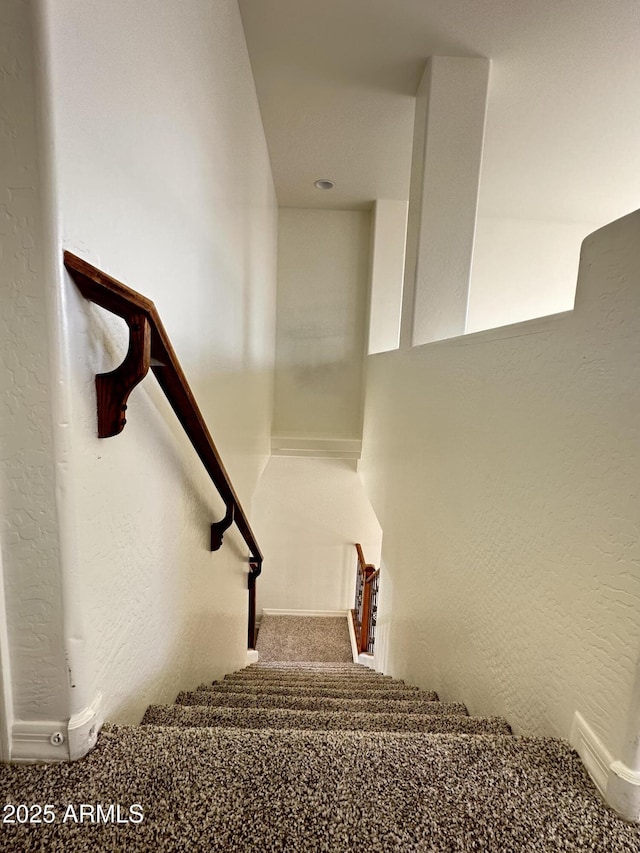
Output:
220 672 396 687
237 663 389 674
219 680 405 693
2 724 637 852
218 673 408 688
141 703 512 734
175 690 466 715
195 683 430 700
250 661 369 671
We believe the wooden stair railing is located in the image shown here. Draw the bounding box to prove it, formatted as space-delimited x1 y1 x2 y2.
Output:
352 543 380 655
63 251 263 649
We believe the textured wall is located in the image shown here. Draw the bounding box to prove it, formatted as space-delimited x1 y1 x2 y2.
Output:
252 456 382 613
273 209 370 440
0 0 68 724
360 210 640 758
38 0 277 723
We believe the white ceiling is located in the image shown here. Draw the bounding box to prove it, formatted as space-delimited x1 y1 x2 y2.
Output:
238 0 640 227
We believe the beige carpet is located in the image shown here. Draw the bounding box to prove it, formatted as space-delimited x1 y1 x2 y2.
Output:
255 614 353 662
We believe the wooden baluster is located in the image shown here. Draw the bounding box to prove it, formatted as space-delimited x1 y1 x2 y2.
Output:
359 567 372 654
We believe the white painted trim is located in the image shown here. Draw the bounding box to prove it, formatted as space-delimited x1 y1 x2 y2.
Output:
246 649 259 665
358 653 376 670
570 710 640 822
0 549 13 763
271 449 362 460
12 692 103 764
570 711 613 798
12 720 70 763
67 692 102 761
607 762 640 823
271 436 362 460
262 608 350 618
347 611 359 663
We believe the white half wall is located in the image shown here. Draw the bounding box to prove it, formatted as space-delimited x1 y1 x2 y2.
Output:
273 208 370 441
360 210 640 773
34 0 277 728
252 456 382 614
466 217 595 333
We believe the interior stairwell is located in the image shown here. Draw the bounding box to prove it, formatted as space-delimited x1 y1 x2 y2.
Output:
1 615 639 851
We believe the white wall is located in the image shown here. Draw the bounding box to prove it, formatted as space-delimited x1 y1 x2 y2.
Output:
252 456 382 613
360 211 640 761
32 0 277 728
467 217 595 332
0 0 68 748
368 200 407 355
273 208 370 440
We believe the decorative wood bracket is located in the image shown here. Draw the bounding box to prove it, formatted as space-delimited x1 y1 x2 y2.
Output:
96 313 151 438
210 504 234 551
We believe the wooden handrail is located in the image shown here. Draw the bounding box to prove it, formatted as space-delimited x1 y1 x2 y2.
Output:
63 251 263 649
355 543 376 577
352 543 380 655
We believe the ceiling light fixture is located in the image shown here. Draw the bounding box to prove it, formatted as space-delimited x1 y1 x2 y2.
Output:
314 178 335 190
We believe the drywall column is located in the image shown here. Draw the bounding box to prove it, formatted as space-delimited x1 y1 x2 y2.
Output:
0 0 70 761
368 200 408 355
401 57 490 347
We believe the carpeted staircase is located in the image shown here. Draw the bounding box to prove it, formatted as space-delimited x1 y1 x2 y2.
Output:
1 624 640 850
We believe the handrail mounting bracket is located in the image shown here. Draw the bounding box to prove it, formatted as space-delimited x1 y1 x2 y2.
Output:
210 505 234 551
96 312 151 438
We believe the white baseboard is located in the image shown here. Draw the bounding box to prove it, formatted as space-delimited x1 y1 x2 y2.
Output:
607 761 640 823
12 719 71 763
246 649 259 665
68 692 103 761
570 711 612 797
12 692 103 764
358 653 376 670
271 436 362 460
347 611 359 663
262 609 349 618
570 710 640 822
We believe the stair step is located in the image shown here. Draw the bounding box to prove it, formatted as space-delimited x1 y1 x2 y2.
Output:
240 662 387 672
175 690 465 715
4 724 633 852
249 662 368 671
197 683 429 700
226 671 393 682
216 678 413 691
142 704 511 735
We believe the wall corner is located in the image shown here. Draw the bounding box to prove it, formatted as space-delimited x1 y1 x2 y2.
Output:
570 710 640 823
606 762 640 823
67 692 103 761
